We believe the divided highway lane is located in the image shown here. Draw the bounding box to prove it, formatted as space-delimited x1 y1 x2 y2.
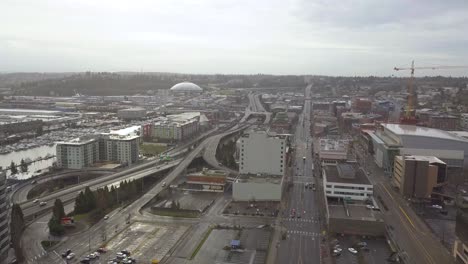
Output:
19 160 181 218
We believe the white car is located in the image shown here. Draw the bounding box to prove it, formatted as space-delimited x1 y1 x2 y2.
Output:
33 199 39 203
348 248 358 254
66 253 75 260
104 215 109 220
366 205 375 210
39 201 47 206
432 204 443 209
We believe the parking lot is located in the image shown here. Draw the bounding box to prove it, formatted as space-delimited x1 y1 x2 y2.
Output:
331 235 393 264
223 201 280 217
103 221 189 263
192 227 272 264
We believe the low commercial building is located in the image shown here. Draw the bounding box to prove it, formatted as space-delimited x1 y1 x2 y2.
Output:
238 130 288 176
185 168 227 192
393 155 447 198
454 208 468 263
318 138 349 165
117 107 146 120
0 170 9 260
233 174 283 201
323 163 373 201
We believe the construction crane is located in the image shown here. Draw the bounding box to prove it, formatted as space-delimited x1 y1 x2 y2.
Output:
394 61 468 124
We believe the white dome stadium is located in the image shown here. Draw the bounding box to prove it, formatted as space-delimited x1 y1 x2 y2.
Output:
170 82 202 92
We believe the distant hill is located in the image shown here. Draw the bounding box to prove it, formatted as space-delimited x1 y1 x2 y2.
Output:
11 72 306 96
0 72 74 87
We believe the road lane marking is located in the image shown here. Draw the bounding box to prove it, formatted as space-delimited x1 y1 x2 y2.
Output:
399 206 416 229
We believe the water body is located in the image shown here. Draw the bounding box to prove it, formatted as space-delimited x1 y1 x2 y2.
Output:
1 145 56 180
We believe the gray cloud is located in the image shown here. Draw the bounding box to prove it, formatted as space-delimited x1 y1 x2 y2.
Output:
0 0 467 76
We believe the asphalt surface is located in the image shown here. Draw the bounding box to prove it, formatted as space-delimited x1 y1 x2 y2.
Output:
240 92 271 124
276 85 321 264
356 146 455 264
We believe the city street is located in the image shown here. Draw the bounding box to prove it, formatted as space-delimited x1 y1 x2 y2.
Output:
276 85 322 264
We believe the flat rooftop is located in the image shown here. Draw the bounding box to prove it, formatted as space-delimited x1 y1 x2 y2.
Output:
319 138 348 152
382 123 468 142
324 164 371 185
328 204 383 222
399 155 445 164
237 173 283 184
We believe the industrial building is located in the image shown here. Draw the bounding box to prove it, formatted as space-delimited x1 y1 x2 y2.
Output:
393 155 447 198
237 130 288 175
233 174 283 201
0 170 9 260
323 163 373 201
370 123 468 183
117 107 146 120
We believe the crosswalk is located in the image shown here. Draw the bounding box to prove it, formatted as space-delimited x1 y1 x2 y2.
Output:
282 217 319 223
286 230 319 237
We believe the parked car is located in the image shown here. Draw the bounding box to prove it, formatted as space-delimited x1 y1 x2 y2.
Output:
348 248 358 254
61 249 72 258
66 253 76 260
121 250 131 256
97 247 107 253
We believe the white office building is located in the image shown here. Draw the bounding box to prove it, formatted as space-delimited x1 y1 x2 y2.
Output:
323 163 373 201
238 130 287 175
0 170 9 260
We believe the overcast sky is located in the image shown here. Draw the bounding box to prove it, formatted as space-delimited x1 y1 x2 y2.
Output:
1 0 468 76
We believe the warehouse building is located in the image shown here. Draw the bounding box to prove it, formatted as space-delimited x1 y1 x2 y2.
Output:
370 123 468 183
185 168 227 192
117 107 146 120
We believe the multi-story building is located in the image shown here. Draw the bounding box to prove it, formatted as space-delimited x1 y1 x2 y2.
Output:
393 155 447 198
428 114 458 130
102 135 140 166
153 112 200 142
352 98 372 114
56 137 100 169
57 134 140 169
0 170 9 260
238 130 288 175
322 163 373 201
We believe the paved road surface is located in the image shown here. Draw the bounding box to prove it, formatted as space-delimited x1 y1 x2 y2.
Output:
276 85 321 264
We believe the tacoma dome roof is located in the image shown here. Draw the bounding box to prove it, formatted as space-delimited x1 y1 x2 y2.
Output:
170 82 202 92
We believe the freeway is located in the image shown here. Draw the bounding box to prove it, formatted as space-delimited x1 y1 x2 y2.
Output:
240 92 272 124
25 123 246 263
276 84 321 264
12 169 112 203
20 160 181 219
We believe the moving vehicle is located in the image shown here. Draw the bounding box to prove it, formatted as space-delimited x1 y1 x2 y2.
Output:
104 215 109 220
162 182 166 188
33 199 39 203
39 201 47 206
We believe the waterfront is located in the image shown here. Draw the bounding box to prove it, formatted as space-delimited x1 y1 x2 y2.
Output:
1 144 56 180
